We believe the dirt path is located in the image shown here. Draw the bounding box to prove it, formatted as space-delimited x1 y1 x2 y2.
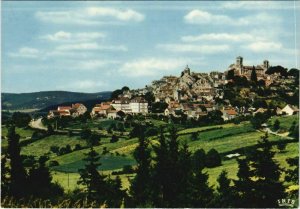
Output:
29 118 47 130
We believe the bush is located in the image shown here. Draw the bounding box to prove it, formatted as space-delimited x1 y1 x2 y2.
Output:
48 160 59 167
277 143 287 152
110 135 119 143
206 148 221 168
191 132 199 141
50 145 60 154
80 128 92 139
12 112 31 127
73 144 82 151
192 149 206 170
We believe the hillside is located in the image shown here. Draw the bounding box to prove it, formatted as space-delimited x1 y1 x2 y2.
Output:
2 114 297 192
1 91 111 110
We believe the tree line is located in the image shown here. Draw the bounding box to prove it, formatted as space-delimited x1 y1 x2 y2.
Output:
1 124 298 208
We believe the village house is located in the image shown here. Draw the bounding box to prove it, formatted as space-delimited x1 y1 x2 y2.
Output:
221 108 238 121
91 102 114 117
281 104 299 116
47 104 87 119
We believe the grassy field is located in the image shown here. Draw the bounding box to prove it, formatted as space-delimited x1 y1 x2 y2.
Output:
21 135 87 157
2 115 298 193
267 114 299 131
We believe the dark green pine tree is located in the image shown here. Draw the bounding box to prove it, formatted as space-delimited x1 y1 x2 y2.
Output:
176 142 194 207
150 127 170 207
189 168 214 207
249 134 285 207
105 175 127 207
273 119 280 131
1 155 10 198
233 158 254 207
7 125 28 198
213 170 237 208
129 125 152 207
27 156 64 198
78 147 107 203
163 126 181 207
251 66 257 82
234 133 285 208
192 148 206 171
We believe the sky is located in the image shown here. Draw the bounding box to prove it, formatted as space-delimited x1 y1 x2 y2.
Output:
2 1 300 93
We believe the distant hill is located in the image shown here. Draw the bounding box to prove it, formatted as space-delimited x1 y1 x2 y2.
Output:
1 91 111 111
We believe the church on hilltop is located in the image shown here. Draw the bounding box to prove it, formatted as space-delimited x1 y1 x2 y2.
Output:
225 56 270 80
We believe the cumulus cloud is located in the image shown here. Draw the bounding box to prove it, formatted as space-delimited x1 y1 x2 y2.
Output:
8 47 40 58
181 33 261 42
41 31 105 42
56 42 127 51
184 10 281 26
243 41 282 53
119 58 187 77
221 1 296 10
157 44 230 54
35 7 144 25
86 7 144 22
59 80 107 91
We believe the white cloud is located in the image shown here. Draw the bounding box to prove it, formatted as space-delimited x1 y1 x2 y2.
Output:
56 42 127 51
8 47 40 58
221 1 297 10
119 58 187 77
244 41 282 52
157 44 230 54
35 7 144 25
41 31 106 42
181 33 261 42
86 7 144 22
184 10 281 26
59 80 107 91
73 60 120 71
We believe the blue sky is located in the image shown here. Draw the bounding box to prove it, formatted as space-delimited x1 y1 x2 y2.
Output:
2 1 299 93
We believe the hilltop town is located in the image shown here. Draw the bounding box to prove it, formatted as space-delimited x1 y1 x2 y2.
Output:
48 56 299 121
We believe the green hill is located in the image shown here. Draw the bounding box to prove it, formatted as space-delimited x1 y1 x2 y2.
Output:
1 91 111 110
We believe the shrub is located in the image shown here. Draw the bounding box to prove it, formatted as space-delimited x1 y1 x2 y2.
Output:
50 145 60 154
73 144 82 151
48 160 59 167
206 148 222 168
110 135 119 143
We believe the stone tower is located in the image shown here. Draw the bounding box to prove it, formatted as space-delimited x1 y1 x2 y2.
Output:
263 60 269 72
236 56 243 67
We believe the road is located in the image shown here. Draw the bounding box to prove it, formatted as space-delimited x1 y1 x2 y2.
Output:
29 118 47 130
264 128 293 139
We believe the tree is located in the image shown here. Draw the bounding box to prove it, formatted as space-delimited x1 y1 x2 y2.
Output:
192 148 206 171
27 156 64 198
11 112 31 127
277 143 286 152
189 168 214 207
111 89 123 99
289 122 299 139
191 131 199 141
251 66 257 82
129 125 152 207
7 126 28 197
78 147 107 202
50 145 60 154
151 128 170 207
273 119 280 131
121 86 130 92
250 112 268 129
81 128 92 140
47 124 54 135
144 92 155 105
1 155 10 198
110 135 119 143
234 133 286 207
205 148 221 168
87 133 100 147
213 170 236 208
